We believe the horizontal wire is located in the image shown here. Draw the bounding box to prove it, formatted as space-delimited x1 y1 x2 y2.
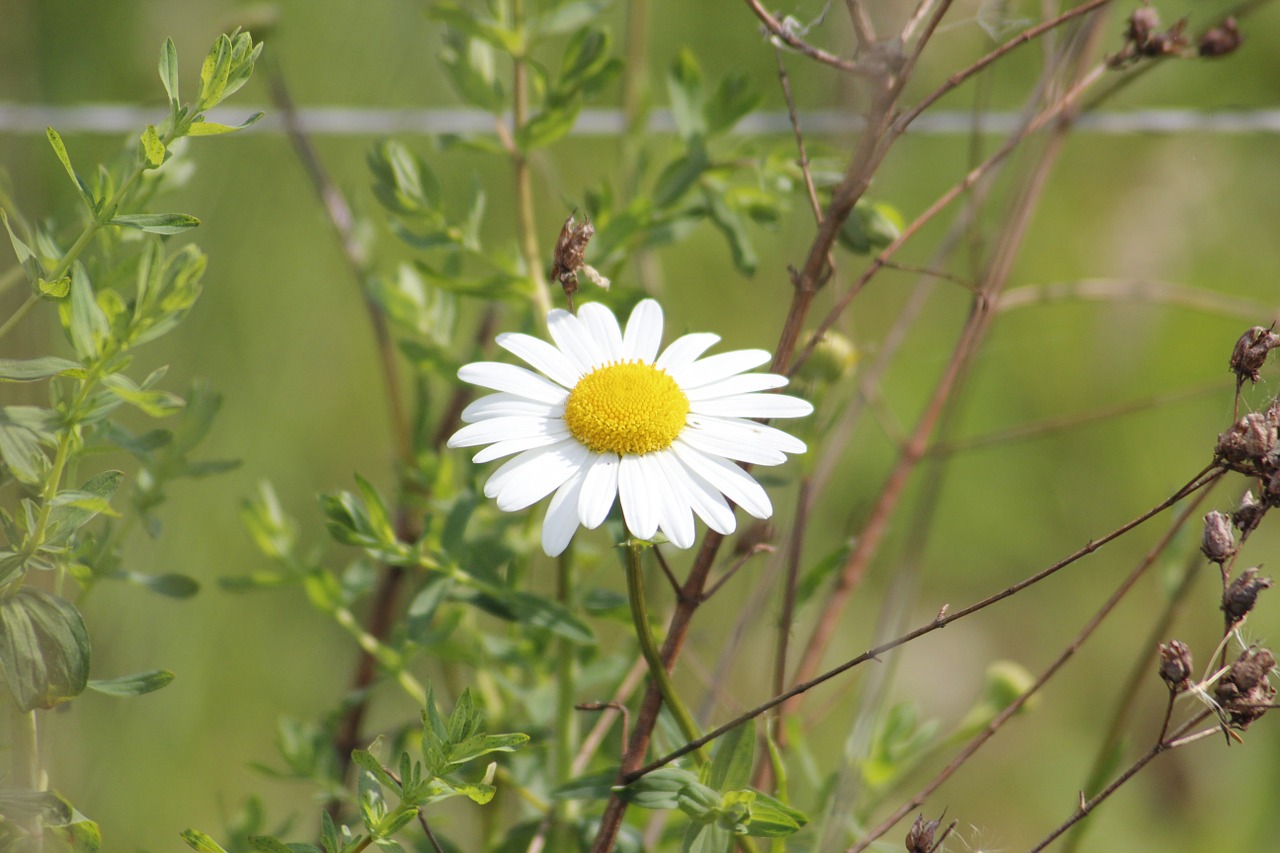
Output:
2 103 1280 137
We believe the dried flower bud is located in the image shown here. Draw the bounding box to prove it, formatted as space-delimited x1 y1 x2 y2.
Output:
1157 640 1193 690
1125 5 1161 45
1233 491 1266 538
1241 412 1277 459
1214 647 1276 729
1201 511 1237 564
905 812 954 853
1222 567 1273 623
550 213 596 299
1229 325 1280 386
1199 17 1242 58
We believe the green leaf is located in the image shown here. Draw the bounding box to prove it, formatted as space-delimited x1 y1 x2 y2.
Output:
0 412 50 486
667 49 706 143
428 2 523 53
44 471 123 547
551 769 619 801
186 112 265 136
517 93 582 151
110 571 200 598
64 263 108 360
197 34 233 111
619 767 700 811
653 149 709 208
559 27 612 93
706 721 754 793
740 791 808 837
45 127 96 212
683 820 730 853
705 73 761 135
45 799 102 852
0 588 90 711
532 0 615 36
159 38 180 109
181 829 231 853
439 30 507 112
39 276 71 298
100 373 185 418
1 208 36 266
0 356 82 382
247 836 295 853
109 213 201 235
140 124 165 168
87 669 175 696
704 189 758 275
485 589 595 644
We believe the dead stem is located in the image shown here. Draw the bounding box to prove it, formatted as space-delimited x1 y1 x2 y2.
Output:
622 465 1223 785
846 480 1216 853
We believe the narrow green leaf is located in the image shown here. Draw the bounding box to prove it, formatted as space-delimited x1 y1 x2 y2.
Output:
667 49 706 143
705 73 761 135
0 419 49 485
246 836 294 853
197 34 233 111
109 213 201 235
1 208 36 264
87 669 175 696
0 588 91 711
740 791 808 837
551 769 620 801
186 112 265 136
493 590 595 644
706 721 754 792
100 373 185 417
704 190 757 275
517 94 582 151
181 830 232 853
45 127 95 211
159 38 180 108
560 27 611 93
0 356 82 382
140 124 166 168
111 571 200 598
44 471 124 547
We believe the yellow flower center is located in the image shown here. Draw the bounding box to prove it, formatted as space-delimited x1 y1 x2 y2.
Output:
563 360 689 455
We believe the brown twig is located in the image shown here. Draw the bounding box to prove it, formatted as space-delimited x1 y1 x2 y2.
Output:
847 477 1217 852
622 465 1223 784
744 0 878 77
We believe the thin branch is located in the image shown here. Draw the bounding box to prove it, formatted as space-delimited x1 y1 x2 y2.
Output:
743 0 878 77
622 465 1223 784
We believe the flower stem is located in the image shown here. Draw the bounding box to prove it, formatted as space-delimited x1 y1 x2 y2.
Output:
7 694 42 849
624 541 707 765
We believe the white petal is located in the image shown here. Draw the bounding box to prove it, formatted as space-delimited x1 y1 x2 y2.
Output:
461 393 562 423
577 303 625 361
579 452 620 529
679 422 789 466
497 332 581 387
448 416 560 448
687 415 808 455
671 441 773 519
618 454 660 540
622 299 664 363
542 470 587 557
485 441 589 511
548 309 605 372
459 362 569 405
655 333 720 373
473 426 570 463
671 350 772 389
690 392 814 419
656 450 736 535
684 373 788 400
646 453 695 548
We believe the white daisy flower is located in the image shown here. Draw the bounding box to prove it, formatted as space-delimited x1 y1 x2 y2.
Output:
447 299 813 556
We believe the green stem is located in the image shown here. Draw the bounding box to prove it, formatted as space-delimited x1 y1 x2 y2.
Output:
7 695 42 848
550 548 579 842
624 542 708 765
510 0 553 323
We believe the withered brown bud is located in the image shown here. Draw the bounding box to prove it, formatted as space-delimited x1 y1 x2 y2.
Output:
1201 511 1237 564
1199 17 1242 58
1222 567 1273 623
1229 325 1280 386
1157 640 1194 690
1233 491 1266 538
550 213 595 299
1242 412 1277 459
1214 647 1276 729
905 812 954 853
1125 5 1161 44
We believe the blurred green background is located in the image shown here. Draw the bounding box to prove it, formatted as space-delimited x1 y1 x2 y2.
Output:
3 0 1280 850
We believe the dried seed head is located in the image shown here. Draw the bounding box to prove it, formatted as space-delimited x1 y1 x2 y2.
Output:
1242 412 1277 459
1233 490 1266 538
1125 5 1161 44
1229 325 1280 386
550 213 596 298
1201 511 1237 564
905 813 946 853
1199 17 1243 58
1214 647 1276 729
1157 640 1194 690
1222 567 1273 623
